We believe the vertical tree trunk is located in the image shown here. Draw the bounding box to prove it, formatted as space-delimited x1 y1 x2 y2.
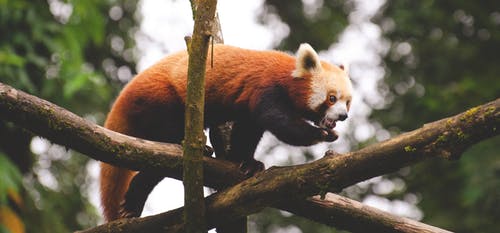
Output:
183 1 218 233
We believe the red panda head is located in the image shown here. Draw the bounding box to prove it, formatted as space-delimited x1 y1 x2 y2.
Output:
292 43 353 130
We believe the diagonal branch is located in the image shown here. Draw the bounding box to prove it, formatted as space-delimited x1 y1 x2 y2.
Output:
1 82 499 232
276 194 452 233
0 82 245 189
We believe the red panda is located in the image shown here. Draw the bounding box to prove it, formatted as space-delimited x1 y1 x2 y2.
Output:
100 43 353 221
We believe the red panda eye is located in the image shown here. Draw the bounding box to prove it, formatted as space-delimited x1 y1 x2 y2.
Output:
329 95 337 103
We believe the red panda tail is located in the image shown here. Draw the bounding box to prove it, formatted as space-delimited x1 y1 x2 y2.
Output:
99 102 137 222
99 163 136 222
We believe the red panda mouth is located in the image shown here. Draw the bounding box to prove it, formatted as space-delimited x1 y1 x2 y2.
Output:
318 118 337 129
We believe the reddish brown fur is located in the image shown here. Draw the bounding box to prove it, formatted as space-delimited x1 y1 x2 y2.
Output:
100 45 315 221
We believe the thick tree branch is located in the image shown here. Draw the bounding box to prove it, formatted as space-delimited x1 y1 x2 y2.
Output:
1 82 498 232
0 82 245 189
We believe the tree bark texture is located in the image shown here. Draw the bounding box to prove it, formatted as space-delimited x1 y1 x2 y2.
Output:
276 194 452 233
183 0 217 232
1 82 498 232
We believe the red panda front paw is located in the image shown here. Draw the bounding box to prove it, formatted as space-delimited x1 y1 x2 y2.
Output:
320 128 338 142
239 159 265 177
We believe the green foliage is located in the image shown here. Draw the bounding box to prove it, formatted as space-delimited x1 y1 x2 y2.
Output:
372 0 500 129
0 226 8 233
0 0 137 232
401 138 500 232
22 151 101 232
0 0 137 114
261 0 349 51
0 154 22 205
250 208 347 233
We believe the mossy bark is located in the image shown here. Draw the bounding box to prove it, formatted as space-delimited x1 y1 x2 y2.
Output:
277 194 452 233
183 1 218 233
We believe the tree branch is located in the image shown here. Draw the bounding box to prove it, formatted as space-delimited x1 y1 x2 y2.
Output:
183 0 217 232
1 82 498 232
0 82 246 189
276 194 452 233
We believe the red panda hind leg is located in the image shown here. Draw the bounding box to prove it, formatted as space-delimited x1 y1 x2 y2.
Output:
120 143 215 218
119 171 164 218
226 119 265 176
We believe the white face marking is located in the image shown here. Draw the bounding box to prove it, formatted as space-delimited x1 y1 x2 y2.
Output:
291 43 353 126
308 67 353 128
319 100 349 129
308 78 328 109
335 90 342 100
326 100 348 120
307 70 351 109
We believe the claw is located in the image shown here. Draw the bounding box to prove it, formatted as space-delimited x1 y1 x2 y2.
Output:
239 159 265 177
321 129 338 142
203 145 214 157
118 199 140 219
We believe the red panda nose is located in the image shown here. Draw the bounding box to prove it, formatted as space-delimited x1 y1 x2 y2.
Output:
338 113 348 121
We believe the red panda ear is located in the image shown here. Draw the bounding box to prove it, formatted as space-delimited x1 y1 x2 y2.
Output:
292 43 322 78
339 63 350 75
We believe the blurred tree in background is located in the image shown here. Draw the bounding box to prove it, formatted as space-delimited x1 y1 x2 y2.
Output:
0 0 137 232
260 0 350 51
371 1 500 232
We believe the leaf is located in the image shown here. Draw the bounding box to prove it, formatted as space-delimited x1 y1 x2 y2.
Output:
0 50 25 66
63 73 90 99
0 154 22 205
